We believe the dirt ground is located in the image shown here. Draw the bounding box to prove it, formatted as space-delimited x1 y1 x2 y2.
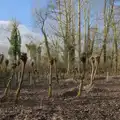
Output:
0 76 120 120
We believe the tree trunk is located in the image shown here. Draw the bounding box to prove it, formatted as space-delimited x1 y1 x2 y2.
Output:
71 0 75 71
112 22 118 75
48 61 52 97
77 60 86 97
63 0 69 68
103 0 114 65
78 0 81 73
15 62 25 104
54 59 59 84
67 51 70 74
84 8 87 53
11 73 17 89
87 6 90 54
103 0 107 64
41 19 53 97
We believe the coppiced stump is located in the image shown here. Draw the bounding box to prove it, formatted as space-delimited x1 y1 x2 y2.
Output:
15 53 27 104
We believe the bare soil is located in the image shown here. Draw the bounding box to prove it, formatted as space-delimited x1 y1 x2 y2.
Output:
0 76 120 120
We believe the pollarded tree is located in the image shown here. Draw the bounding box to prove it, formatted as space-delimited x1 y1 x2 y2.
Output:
26 42 42 71
25 41 37 62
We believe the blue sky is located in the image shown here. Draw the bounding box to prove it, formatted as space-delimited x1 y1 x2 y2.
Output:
0 0 119 31
0 0 49 29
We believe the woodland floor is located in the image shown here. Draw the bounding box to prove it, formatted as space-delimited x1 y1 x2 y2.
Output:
0 76 120 120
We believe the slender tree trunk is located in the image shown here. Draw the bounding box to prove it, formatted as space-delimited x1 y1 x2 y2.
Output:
87 6 90 53
56 0 66 66
90 26 97 55
64 0 69 67
103 0 107 64
112 22 118 75
103 0 114 65
111 47 114 71
54 59 59 84
71 0 75 71
78 0 81 73
67 51 70 74
77 57 86 97
48 61 52 97
41 19 53 97
84 8 87 53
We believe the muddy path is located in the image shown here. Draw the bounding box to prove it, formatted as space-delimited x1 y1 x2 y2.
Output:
0 76 120 120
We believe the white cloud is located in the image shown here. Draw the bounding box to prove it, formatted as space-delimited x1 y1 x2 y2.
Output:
0 20 42 56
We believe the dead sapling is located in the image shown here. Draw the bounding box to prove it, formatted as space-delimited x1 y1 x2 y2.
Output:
77 52 86 97
15 53 27 104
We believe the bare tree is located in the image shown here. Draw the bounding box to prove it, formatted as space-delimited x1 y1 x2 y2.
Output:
111 5 118 75
103 0 114 66
33 5 56 97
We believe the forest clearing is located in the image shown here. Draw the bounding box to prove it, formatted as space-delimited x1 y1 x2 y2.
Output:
0 0 120 120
